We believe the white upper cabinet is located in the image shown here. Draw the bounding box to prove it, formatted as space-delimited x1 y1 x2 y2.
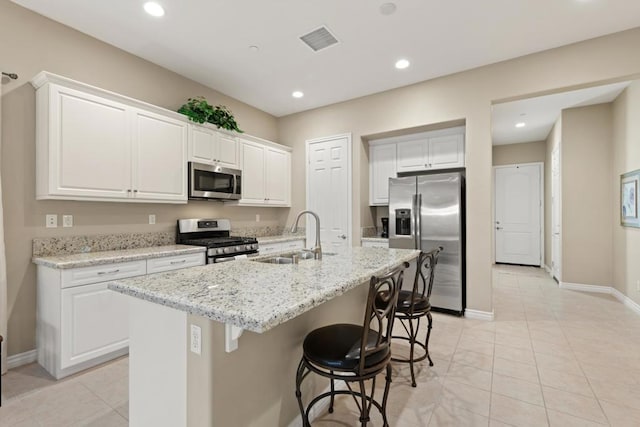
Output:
189 125 240 169
235 138 291 207
369 126 465 205
369 143 397 205
133 109 188 202
32 72 188 203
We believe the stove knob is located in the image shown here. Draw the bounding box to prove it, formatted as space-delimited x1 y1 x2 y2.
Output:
217 248 225 255
223 247 232 254
251 244 258 250
235 246 243 252
245 244 252 251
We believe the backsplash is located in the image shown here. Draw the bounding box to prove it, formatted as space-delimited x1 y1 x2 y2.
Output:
361 226 379 238
33 226 305 257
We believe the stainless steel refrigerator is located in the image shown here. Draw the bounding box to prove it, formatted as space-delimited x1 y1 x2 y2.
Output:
389 172 465 315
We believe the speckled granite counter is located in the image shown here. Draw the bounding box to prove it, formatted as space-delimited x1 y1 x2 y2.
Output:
109 247 419 333
32 245 206 269
257 235 306 245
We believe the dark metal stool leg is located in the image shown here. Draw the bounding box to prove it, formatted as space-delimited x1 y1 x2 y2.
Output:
358 380 370 426
426 312 434 366
408 318 417 387
295 358 310 427
328 376 335 413
381 364 392 427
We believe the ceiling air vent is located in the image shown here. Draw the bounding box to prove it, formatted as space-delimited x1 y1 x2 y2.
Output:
300 26 339 52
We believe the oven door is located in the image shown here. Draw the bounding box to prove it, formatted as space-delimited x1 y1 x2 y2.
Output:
189 162 241 200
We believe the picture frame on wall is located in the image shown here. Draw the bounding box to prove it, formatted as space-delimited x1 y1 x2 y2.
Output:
621 169 640 228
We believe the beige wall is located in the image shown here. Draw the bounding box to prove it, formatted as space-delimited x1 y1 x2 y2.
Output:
492 141 546 166
544 121 561 269
612 82 640 301
0 0 289 356
561 104 613 286
278 28 640 316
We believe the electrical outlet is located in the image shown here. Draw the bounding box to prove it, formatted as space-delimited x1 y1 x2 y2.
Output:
149 214 156 225
46 214 57 228
190 324 201 355
62 215 73 228
256 214 260 222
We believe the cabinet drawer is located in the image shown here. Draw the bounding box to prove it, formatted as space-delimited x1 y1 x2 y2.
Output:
61 260 147 288
146 253 205 274
259 243 281 254
362 240 389 248
281 240 305 251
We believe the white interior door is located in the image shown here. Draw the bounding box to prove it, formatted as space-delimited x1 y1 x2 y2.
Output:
551 146 562 280
306 134 352 251
495 163 542 266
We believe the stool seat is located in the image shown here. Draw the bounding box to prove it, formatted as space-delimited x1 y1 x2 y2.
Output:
303 324 389 371
396 290 430 313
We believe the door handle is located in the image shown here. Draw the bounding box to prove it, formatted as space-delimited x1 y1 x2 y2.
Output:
338 234 347 240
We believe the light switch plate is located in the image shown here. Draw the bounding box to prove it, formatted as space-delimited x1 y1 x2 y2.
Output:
46 214 57 228
149 214 156 225
62 215 73 228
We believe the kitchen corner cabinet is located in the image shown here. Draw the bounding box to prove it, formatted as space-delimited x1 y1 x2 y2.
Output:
32 72 188 203
235 138 291 207
37 252 205 379
189 125 240 169
369 126 465 205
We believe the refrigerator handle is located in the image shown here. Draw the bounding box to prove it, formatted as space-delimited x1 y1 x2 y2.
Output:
411 194 417 246
416 193 422 249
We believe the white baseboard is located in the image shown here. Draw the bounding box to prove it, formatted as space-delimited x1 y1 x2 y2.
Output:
611 288 640 316
559 282 612 293
465 309 495 321
7 349 37 370
544 264 552 274
559 282 640 317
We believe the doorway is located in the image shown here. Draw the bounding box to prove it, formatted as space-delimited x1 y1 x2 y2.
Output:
494 163 543 266
305 134 352 251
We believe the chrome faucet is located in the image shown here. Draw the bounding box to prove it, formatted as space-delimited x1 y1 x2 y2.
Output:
291 210 322 260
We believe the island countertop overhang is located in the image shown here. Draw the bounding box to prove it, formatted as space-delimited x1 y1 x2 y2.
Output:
108 247 419 333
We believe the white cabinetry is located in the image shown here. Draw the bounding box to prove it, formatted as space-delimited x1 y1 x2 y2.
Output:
369 143 397 205
369 126 465 206
236 138 291 206
32 72 188 203
259 239 305 255
37 252 205 379
189 125 240 169
361 239 389 248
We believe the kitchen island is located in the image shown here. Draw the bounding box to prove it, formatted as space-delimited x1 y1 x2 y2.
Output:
109 247 418 427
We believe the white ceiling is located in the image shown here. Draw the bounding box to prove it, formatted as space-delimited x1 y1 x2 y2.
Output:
12 0 640 117
491 81 630 145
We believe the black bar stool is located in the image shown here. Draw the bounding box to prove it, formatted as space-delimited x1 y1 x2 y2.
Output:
295 262 408 427
389 247 441 387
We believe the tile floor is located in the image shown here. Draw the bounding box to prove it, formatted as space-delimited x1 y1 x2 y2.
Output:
3 265 640 426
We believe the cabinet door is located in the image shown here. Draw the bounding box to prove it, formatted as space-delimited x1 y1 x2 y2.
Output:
428 134 464 169
147 253 205 274
396 138 428 172
369 144 397 205
281 240 305 251
61 283 129 369
239 140 266 204
216 133 240 169
265 148 290 205
259 242 282 254
50 85 132 199
133 110 188 202
190 125 216 164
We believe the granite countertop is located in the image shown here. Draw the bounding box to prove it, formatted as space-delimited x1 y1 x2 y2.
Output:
361 237 389 243
109 247 419 333
32 245 206 269
257 235 306 244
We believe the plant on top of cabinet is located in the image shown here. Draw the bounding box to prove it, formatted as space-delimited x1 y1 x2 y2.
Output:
177 96 243 133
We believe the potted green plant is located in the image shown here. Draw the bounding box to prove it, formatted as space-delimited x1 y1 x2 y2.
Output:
177 96 243 133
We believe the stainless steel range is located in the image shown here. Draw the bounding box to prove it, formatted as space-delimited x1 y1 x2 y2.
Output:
176 219 258 264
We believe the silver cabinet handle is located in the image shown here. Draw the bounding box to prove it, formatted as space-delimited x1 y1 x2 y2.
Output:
170 259 187 265
97 269 120 275
127 189 132 193
133 189 138 193
338 234 347 239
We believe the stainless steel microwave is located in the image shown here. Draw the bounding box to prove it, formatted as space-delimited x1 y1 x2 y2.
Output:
188 162 242 200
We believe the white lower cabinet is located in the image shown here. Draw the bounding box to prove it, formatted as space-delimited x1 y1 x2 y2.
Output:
361 240 389 248
259 239 305 255
37 252 205 379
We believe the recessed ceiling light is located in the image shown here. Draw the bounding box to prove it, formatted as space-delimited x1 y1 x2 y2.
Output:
515 122 526 128
143 2 165 17
395 59 410 69
380 2 397 15
292 91 304 99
